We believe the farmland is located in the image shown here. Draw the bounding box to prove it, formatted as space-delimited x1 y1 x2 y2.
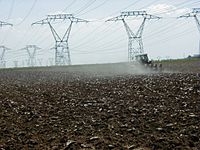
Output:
0 60 200 150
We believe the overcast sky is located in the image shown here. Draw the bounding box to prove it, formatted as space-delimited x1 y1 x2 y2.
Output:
0 0 200 67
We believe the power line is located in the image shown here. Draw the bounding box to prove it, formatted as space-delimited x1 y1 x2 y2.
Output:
74 0 98 15
71 22 118 49
1 0 15 45
92 0 142 22
131 1 200 46
67 0 164 50
145 26 195 47
7 0 15 21
23 0 145 55
77 0 108 16
178 8 200 54
25 0 85 50
72 26 195 56
69 1 197 58
28 0 82 48
72 47 125 55
143 20 187 41
49 1 159 58
6 0 200 66
1 26 13 45
62 0 78 12
102 1 199 52
15 0 38 26
11 26 33 49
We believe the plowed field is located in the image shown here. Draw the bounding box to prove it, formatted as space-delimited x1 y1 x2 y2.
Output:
0 61 200 150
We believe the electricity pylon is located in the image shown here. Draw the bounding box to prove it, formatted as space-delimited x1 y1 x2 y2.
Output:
32 14 88 66
0 21 12 68
179 8 200 55
107 11 161 61
20 45 41 67
0 46 10 68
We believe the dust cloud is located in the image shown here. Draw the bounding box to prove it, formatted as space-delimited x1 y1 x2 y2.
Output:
45 62 156 76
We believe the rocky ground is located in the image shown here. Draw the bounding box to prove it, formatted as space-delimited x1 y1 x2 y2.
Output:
0 61 200 150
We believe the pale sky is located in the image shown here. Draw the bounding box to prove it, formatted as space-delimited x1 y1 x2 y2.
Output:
0 0 200 67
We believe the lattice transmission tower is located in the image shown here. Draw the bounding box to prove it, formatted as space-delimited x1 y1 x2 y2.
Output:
179 8 200 55
107 11 161 61
0 46 10 68
20 45 41 67
32 14 88 66
0 21 12 68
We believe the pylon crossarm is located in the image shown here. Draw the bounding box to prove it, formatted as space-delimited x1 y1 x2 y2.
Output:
50 47 55 51
107 11 161 22
193 8 200 14
0 46 10 50
106 15 124 22
71 17 89 23
20 47 30 51
47 14 74 20
145 14 161 20
32 19 49 25
121 11 147 17
121 11 161 19
178 8 200 18
179 13 195 18
26 45 41 50
0 46 5 49
33 14 88 25
0 21 13 27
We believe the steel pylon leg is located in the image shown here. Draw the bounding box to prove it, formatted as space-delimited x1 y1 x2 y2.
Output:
123 18 146 62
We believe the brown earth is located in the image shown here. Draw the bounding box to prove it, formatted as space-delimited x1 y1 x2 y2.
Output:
0 60 200 150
